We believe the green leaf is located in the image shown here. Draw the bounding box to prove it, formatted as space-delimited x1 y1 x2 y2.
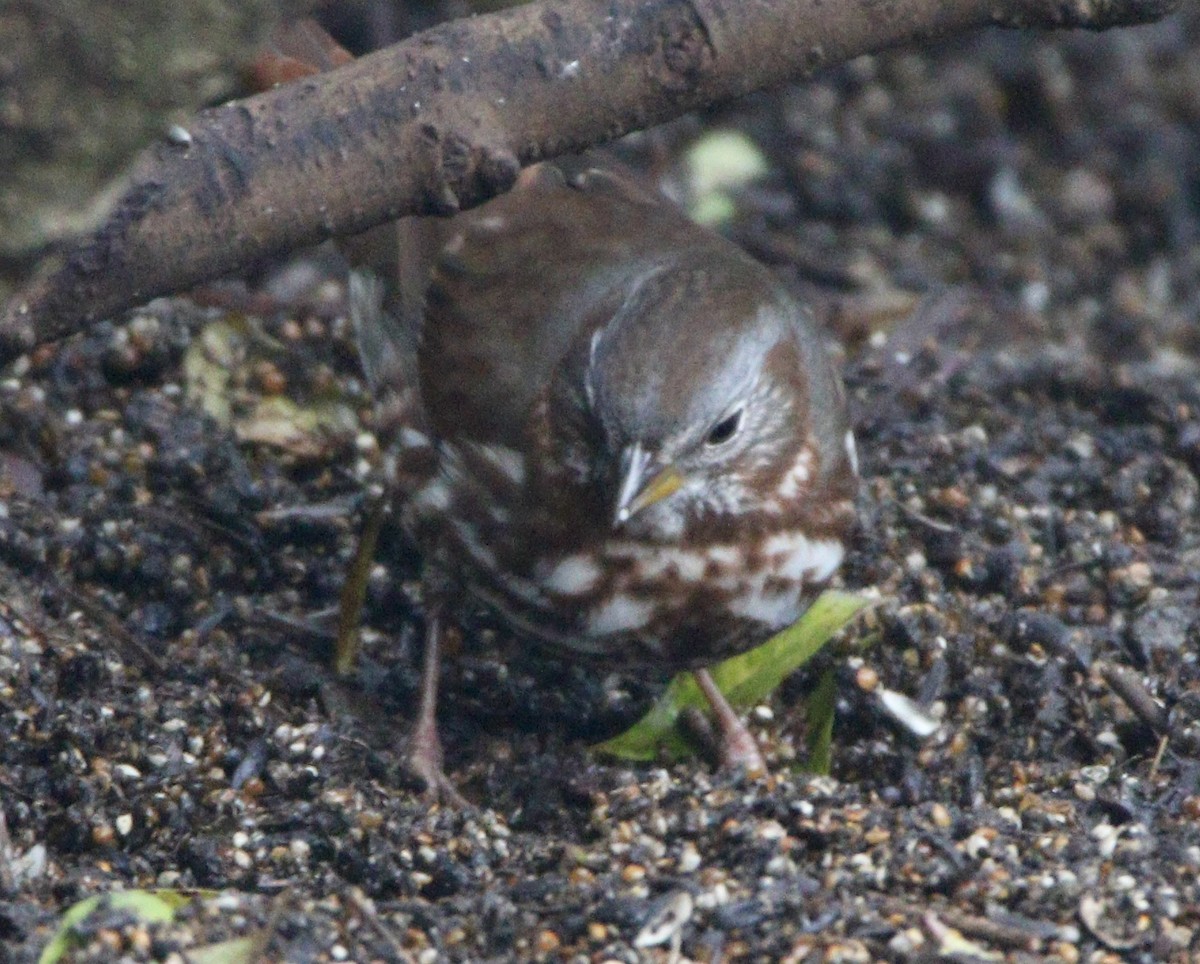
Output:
685 129 769 226
593 591 869 762
184 314 357 458
801 667 838 775
334 492 387 675
187 935 266 964
39 890 196 964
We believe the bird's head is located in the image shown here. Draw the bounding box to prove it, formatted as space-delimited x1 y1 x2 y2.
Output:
582 261 848 537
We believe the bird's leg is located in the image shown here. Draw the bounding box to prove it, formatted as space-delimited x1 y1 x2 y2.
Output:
693 669 767 777
405 608 467 806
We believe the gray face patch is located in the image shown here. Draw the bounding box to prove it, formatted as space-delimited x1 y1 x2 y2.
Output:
589 272 784 457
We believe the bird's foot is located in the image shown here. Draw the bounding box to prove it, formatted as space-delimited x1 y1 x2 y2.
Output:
714 714 768 778
404 725 469 808
692 668 768 779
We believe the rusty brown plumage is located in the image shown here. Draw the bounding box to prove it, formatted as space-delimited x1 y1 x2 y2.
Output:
350 163 857 794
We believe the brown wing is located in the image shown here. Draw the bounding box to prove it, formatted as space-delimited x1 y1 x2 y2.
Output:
417 165 712 448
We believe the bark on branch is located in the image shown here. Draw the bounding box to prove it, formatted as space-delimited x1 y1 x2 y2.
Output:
0 0 1179 356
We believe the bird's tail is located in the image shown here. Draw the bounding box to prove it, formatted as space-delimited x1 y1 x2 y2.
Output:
347 269 434 492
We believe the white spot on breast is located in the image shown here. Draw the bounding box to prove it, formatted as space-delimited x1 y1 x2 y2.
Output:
725 532 845 628
606 543 707 583
776 446 813 499
587 593 654 635
705 544 742 570
647 506 686 539
729 583 802 627
540 553 603 596
665 549 706 582
845 430 859 475
761 531 844 582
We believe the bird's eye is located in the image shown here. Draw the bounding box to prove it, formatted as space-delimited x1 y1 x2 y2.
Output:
706 408 743 446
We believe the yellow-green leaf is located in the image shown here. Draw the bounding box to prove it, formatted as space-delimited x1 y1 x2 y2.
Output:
593 591 869 762
188 935 266 964
183 317 244 425
801 667 838 775
39 890 196 964
685 129 769 226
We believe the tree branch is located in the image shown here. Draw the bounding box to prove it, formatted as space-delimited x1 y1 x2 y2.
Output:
0 0 1179 356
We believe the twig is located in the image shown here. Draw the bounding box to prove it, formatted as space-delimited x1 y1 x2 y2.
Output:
0 0 1178 357
1096 660 1170 734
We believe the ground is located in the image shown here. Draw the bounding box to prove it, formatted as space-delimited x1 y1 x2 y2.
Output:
2 10 1200 964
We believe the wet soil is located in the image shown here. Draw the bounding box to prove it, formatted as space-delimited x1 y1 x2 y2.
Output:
2 11 1200 963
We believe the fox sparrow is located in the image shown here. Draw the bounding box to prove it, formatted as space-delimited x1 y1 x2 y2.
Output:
350 163 858 796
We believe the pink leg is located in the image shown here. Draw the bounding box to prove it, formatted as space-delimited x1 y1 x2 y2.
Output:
694 669 767 777
405 611 467 806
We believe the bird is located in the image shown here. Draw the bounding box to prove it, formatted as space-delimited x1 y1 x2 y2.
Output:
348 161 859 797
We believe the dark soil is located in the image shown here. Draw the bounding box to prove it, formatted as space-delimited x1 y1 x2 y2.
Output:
3 11 1200 963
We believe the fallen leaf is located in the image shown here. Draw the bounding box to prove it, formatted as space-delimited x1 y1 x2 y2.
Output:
39 890 198 964
593 590 869 762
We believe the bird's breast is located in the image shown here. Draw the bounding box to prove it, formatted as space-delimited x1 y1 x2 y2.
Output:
398 437 847 670
529 531 844 666
436 513 843 669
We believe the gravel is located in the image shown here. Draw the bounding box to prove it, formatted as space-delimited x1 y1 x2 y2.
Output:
2 9 1199 962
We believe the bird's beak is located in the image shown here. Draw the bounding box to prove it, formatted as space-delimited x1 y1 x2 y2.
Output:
614 443 685 527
